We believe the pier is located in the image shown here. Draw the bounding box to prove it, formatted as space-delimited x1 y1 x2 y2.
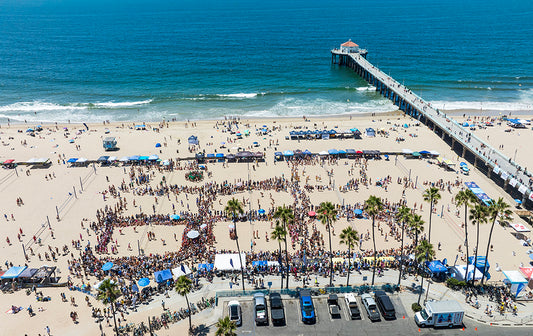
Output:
332 43 533 208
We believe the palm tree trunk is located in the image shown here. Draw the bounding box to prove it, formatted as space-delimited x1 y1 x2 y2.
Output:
327 220 333 287
371 216 377 286
185 294 192 333
428 200 433 243
464 203 471 287
278 241 283 289
233 218 246 292
347 245 351 287
397 222 405 287
283 220 290 289
418 274 424 305
481 218 496 285
111 302 119 336
473 221 480 286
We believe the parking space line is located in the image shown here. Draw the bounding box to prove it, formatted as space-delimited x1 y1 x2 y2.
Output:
341 299 351 321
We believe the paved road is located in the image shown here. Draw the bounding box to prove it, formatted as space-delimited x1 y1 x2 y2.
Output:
225 294 531 336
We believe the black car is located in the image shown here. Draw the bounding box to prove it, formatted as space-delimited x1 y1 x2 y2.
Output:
269 293 285 326
374 290 396 320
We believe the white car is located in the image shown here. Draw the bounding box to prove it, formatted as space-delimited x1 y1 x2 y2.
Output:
228 300 242 326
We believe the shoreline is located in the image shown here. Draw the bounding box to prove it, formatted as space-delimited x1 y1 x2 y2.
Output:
1 108 532 128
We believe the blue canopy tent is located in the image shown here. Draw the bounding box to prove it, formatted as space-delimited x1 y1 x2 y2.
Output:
274 152 283 161
252 261 268 267
419 150 431 155
321 130 330 140
67 158 78 163
1 266 27 279
468 256 490 274
426 260 447 273
154 269 173 283
155 143 161 148
139 156 149 161
303 149 312 156
188 135 199 145
171 214 180 220
215 153 225 158
258 209 265 214
353 209 363 217
129 155 140 161
283 150 294 157
289 131 298 140
328 149 339 155
148 155 159 161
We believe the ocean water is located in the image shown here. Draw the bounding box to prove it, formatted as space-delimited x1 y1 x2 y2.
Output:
0 0 532 123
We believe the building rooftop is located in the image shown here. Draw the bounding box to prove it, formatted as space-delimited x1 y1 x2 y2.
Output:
341 39 358 47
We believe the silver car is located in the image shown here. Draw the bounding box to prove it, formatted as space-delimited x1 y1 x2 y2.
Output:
361 293 381 321
228 300 242 326
253 293 268 325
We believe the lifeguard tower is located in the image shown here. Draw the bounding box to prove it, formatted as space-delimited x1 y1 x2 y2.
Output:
103 137 118 151
339 39 359 53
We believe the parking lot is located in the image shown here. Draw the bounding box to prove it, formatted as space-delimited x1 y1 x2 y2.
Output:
225 294 416 336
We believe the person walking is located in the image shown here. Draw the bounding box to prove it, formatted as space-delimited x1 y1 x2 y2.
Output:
45 325 51 335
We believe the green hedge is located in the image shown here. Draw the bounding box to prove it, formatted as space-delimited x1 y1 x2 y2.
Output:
412 302 422 312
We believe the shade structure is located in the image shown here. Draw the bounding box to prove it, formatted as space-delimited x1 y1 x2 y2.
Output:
1 266 27 279
426 260 447 273
102 262 114 271
303 149 312 155
419 150 431 155
354 209 363 216
148 154 159 160
138 277 150 287
402 149 413 154
154 269 173 283
187 230 200 239
215 153 225 158
97 156 109 162
412 152 421 157
328 149 339 155
155 143 161 148
282 150 294 156
108 156 117 161
519 267 533 280
171 214 180 220
67 158 78 163
172 265 192 278
319 151 328 156
308 211 316 217
429 150 440 156
200 223 207 230
258 209 265 214
214 253 246 271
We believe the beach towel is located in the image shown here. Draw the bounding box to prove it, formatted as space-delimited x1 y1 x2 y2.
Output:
6 306 23 314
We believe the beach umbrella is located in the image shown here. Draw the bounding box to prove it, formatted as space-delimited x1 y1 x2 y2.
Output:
171 214 180 220
200 223 207 230
138 277 150 287
258 209 266 214
26 128 34 132
308 211 316 217
187 230 200 239
354 209 363 216
419 150 431 155
155 143 161 148
102 262 114 271
515 199 523 205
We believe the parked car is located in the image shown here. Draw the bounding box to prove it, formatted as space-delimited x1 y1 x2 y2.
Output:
299 289 316 324
328 294 341 319
374 290 396 320
228 300 242 326
361 294 380 321
253 293 268 325
344 293 361 319
269 293 285 326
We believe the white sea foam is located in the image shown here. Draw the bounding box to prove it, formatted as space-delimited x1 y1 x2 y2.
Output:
431 100 533 112
216 93 259 99
0 100 153 113
356 86 376 91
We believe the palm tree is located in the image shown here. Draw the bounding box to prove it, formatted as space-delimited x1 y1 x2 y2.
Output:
271 223 287 289
454 189 477 286
175 275 193 333
97 279 121 336
423 187 441 243
340 226 359 287
317 201 338 287
273 205 294 289
469 204 489 285
364 195 383 286
215 316 237 336
409 214 425 248
225 198 246 291
396 205 412 287
415 239 435 305
481 198 512 284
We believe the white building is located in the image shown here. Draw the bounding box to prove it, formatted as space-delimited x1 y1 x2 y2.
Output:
340 39 359 53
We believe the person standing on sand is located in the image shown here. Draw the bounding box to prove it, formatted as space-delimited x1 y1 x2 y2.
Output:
45 325 51 335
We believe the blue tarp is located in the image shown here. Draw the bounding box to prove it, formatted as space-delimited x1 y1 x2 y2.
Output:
154 269 173 283
426 260 447 273
197 263 214 272
216 153 225 158
252 261 268 267
468 256 490 272
1 266 27 279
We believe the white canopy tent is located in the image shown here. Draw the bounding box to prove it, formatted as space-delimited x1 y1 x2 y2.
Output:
214 253 246 271
171 264 192 278
449 264 483 282
503 270 528 297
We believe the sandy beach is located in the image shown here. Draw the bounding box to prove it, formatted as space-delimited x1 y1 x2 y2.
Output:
0 111 532 335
